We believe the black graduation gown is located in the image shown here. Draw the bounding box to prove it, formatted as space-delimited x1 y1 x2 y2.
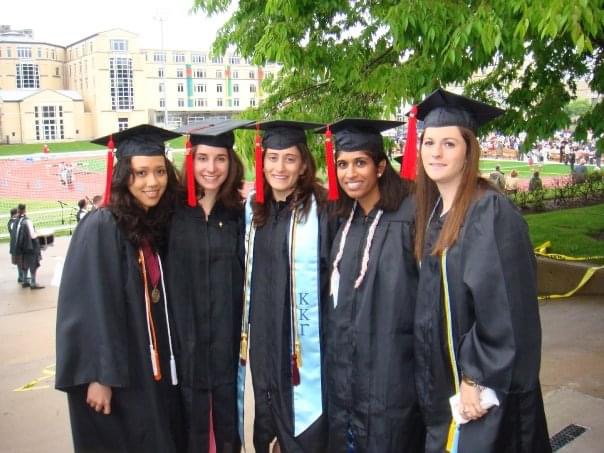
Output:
55 209 184 453
248 198 334 453
414 190 551 453
326 197 425 453
167 202 244 453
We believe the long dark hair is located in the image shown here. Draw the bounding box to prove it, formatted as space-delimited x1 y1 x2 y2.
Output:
252 142 326 227
334 144 411 217
179 144 244 210
109 156 181 250
414 126 489 260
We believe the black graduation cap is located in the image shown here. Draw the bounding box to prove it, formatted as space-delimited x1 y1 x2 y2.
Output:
91 124 180 159
316 118 403 152
244 120 322 149
416 88 505 133
177 119 254 148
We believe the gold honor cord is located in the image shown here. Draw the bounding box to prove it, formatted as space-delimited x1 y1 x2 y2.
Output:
239 220 256 365
441 249 459 453
534 242 604 301
289 208 302 371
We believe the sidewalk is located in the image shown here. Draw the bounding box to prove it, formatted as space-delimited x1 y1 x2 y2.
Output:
0 236 602 452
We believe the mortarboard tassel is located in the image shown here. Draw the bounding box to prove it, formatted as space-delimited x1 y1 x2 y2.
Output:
186 137 196 207
325 126 339 200
102 135 115 206
401 105 418 180
254 123 265 203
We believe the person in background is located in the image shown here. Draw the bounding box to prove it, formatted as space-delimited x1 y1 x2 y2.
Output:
167 119 252 453
7 207 22 283
320 119 424 452
413 89 550 452
528 171 543 192
505 169 520 195
55 125 186 453
14 203 44 289
76 199 88 223
91 195 103 210
572 158 588 184
488 165 505 191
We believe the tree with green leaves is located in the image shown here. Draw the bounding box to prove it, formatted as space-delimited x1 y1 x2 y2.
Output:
194 0 604 157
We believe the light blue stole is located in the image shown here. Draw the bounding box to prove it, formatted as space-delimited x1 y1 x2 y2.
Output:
237 192 323 447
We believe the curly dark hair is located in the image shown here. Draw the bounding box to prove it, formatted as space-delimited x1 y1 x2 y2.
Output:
179 144 244 210
252 142 326 227
109 156 181 251
334 144 411 217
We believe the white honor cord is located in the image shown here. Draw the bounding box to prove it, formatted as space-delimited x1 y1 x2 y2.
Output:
144 276 156 376
157 255 178 386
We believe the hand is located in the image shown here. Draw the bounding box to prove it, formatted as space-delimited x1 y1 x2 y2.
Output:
459 380 487 421
86 382 112 415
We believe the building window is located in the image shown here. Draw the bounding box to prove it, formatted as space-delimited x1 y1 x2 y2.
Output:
249 70 255 79
233 98 240 107
217 98 223 107
233 84 239 93
17 47 32 58
194 69 206 78
158 68 164 78
178 98 185 107
109 57 134 111
153 52 166 63
159 83 164 93
232 70 239 79
7 47 12 58
228 55 240 64
177 83 184 92
174 53 185 63
16 64 40 88
110 39 128 52
159 98 165 107
216 70 223 79
177 69 184 78
195 98 207 107
34 105 64 140
51 49 55 60
250 98 256 107
118 118 129 131
250 84 257 93
195 84 206 93
192 53 205 63
55 67 60 76
216 84 223 93
211 56 223 64
37 48 42 58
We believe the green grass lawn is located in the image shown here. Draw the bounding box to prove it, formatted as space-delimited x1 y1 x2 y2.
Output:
524 204 604 263
479 159 575 179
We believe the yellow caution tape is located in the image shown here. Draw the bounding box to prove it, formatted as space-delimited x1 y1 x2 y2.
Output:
535 242 604 300
14 364 55 392
534 241 604 261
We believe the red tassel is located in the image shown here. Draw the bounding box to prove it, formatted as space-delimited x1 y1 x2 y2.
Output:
254 124 265 203
102 136 115 206
186 137 196 207
291 354 300 386
325 126 339 200
401 105 418 180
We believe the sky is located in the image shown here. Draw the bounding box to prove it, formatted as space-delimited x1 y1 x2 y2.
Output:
3 0 233 50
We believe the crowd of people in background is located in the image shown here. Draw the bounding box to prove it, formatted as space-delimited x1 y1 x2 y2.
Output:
7 203 44 289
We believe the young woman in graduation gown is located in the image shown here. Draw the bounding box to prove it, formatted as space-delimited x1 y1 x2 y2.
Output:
55 125 185 452
238 121 335 453
412 89 551 453
324 119 425 452
166 120 249 453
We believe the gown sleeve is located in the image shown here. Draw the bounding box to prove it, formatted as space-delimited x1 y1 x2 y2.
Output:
55 209 130 390
457 192 542 394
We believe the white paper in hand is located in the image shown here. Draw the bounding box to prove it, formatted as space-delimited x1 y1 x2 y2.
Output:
449 387 500 424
